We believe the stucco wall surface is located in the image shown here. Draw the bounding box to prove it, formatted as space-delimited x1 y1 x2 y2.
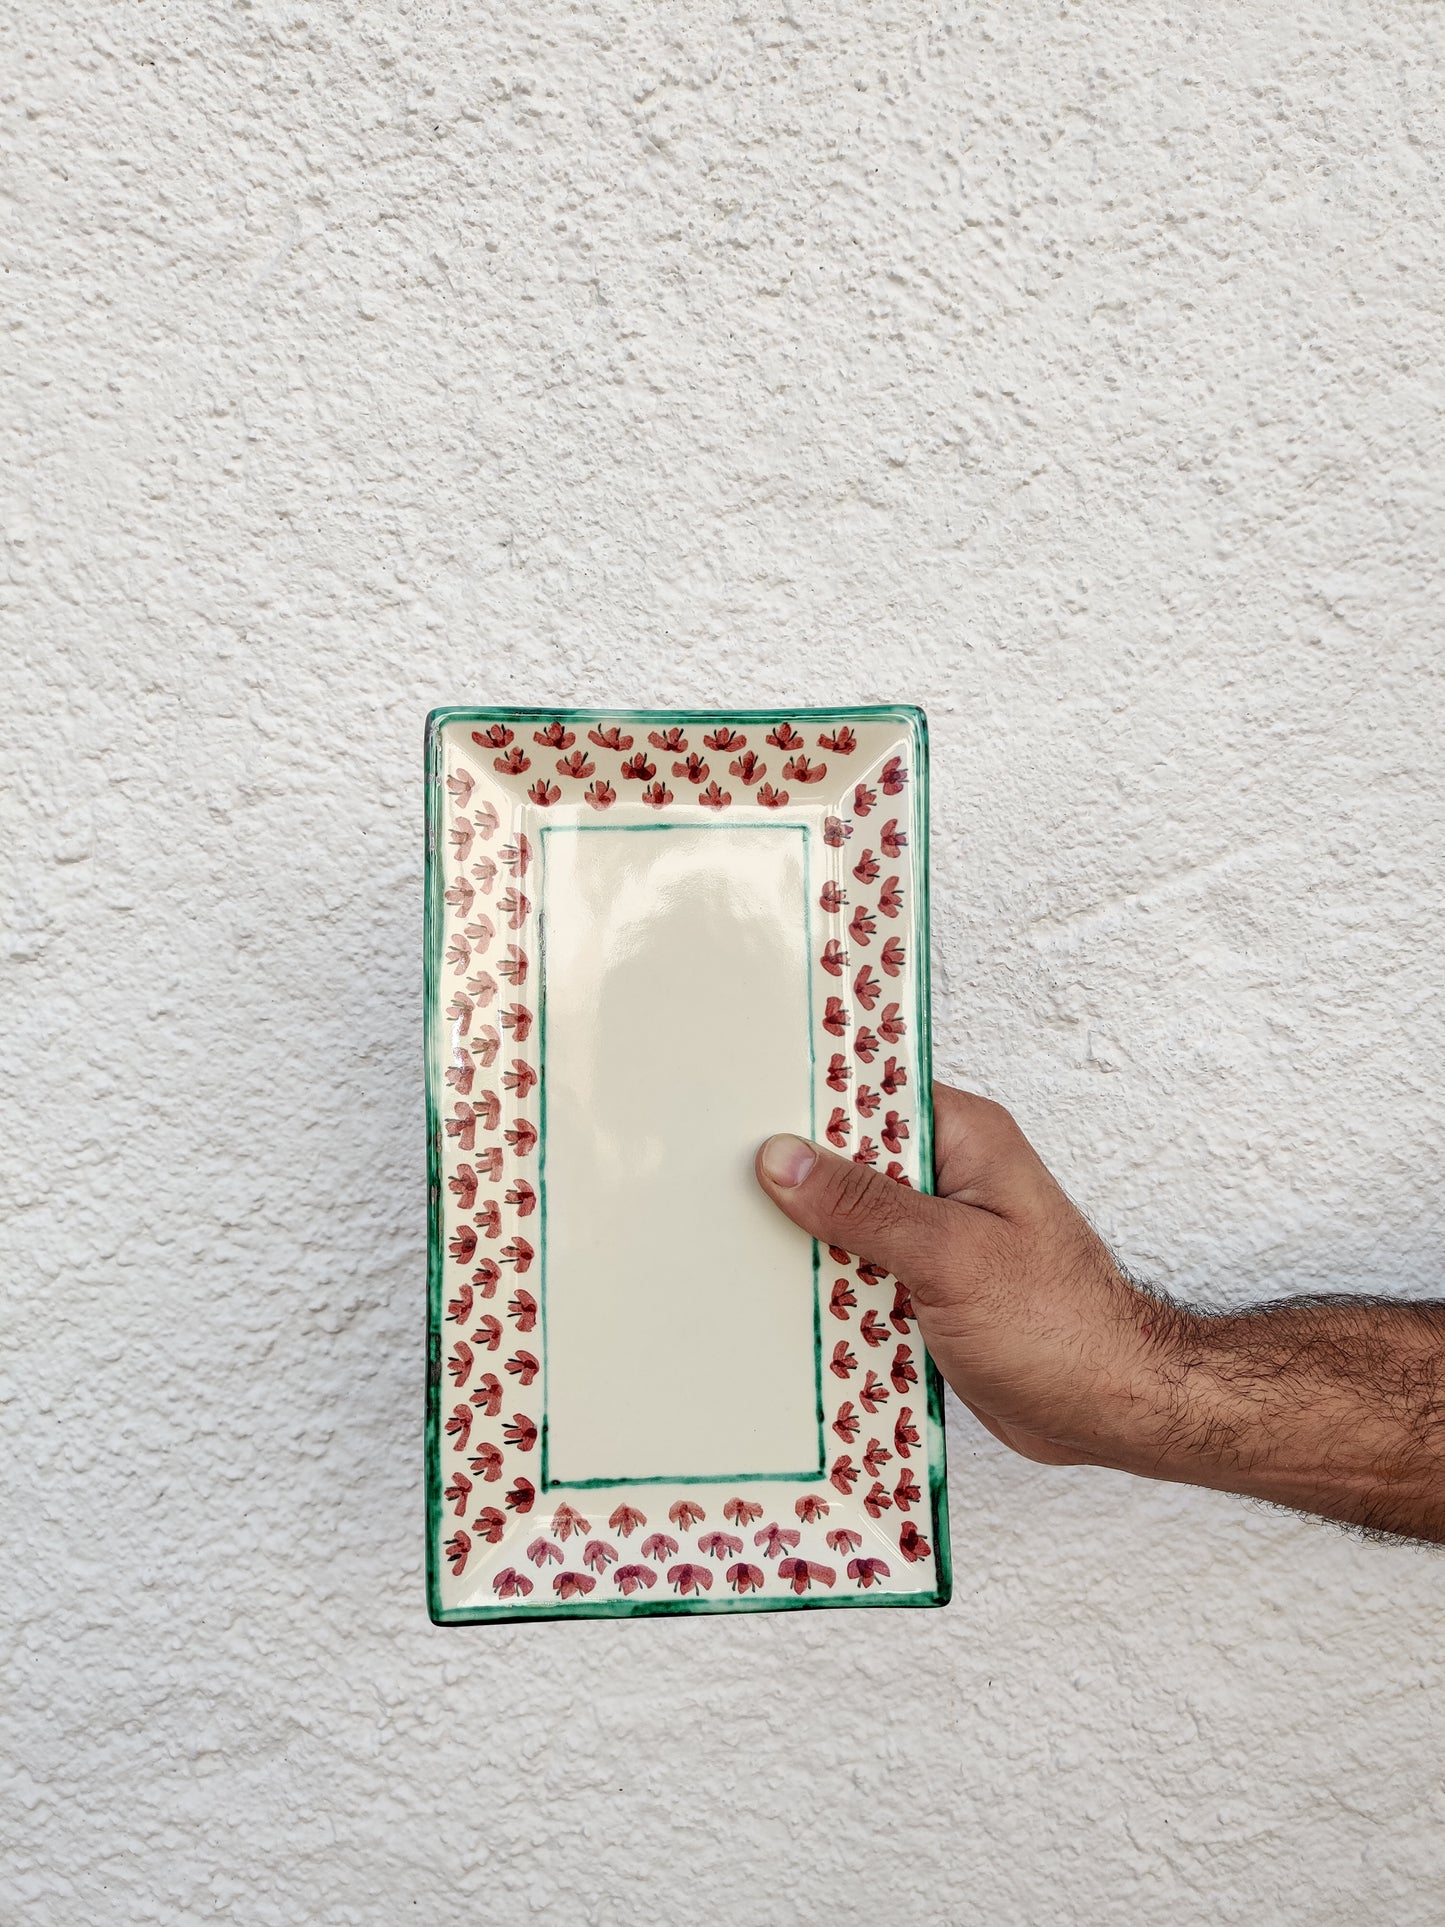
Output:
3 3 1444 1922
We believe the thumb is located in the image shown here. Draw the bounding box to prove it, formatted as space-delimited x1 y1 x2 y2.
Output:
754 1133 959 1282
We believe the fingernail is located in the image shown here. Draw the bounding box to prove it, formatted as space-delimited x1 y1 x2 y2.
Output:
760 1133 818 1188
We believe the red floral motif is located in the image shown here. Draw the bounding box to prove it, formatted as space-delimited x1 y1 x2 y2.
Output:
880 755 907 794
505 1177 537 1215
472 1374 502 1416
826 1053 850 1091
879 877 904 919
444 1530 471 1575
898 1521 931 1562
782 755 826 784
890 1345 918 1393
667 1564 712 1595
505 1476 535 1513
859 1309 889 1348
500 1235 533 1272
859 1369 889 1413
609 1504 647 1536
505 1350 539 1385
640 782 673 808
795 1494 829 1523
828 1277 856 1320
496 944 528 985
444 1470 472 1514
852 848 880 884
848 905 876 947
584 780 616 810
551 1502 590 1540
534 722 575 750
527 1537 563 1567
854 964 880 1010
822 996 849 1036
727 1563 765 1594
778 1558 835 1593
641 1532 679 1562
495 747 531 776
848 1557 891 1588
880 818 906 857
505 1118 537 1153
827 1527 863 1554
451 765 480 799
648 726 687 753
829 1456 859 1495
705 727 746 750
854 1027 879 1063
823 816 852 845
558 750 595 780
698 781 731 811
554 1571 596 1600
503 1412 538 1451
753 1522 800 1559
614 1564 657 1594
526 780 560 806
854 1135 879 1166
500 834 532 876
728 750 765 783
493 1566 533 1598
819 727 856 753
766 722 804 749
673 753 709 784
829 1341 857 1379
853 782 876 816
819 880 846 913
503 1059 537 1097
507 1288 537 1331
825 1108 850 1147
589 725 634 751
880 936 905 977
832 1401 859 1443
669 1499 706 1529
894 1469 921 1510
582 1538 616 1569
820 939 846 976
881 1055 907 1095
474 1505 506 1543
698 1531 744 1560
723 1497 763 1526
856 1084 880 1118
756 784 789 809
621 753 657 781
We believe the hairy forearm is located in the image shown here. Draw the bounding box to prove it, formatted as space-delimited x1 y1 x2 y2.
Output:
1127 1297 1445 1544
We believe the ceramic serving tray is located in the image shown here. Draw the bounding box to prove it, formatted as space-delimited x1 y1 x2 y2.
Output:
425 706 950 1622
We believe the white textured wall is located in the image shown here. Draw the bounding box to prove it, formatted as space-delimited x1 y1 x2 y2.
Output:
4 3 1444 1921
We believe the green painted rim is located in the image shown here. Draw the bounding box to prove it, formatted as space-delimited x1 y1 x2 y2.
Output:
424 705 951 1622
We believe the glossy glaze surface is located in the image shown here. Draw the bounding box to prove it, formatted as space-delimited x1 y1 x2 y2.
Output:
425 708 949 1621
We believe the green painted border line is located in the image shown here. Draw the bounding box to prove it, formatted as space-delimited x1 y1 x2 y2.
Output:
536 819 824 1492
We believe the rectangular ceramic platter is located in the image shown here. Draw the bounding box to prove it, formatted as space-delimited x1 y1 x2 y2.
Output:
425 707 950 1622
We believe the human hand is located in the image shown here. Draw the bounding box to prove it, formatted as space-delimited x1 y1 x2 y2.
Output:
756 1085 1445 1543
755 1084 1170 1474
